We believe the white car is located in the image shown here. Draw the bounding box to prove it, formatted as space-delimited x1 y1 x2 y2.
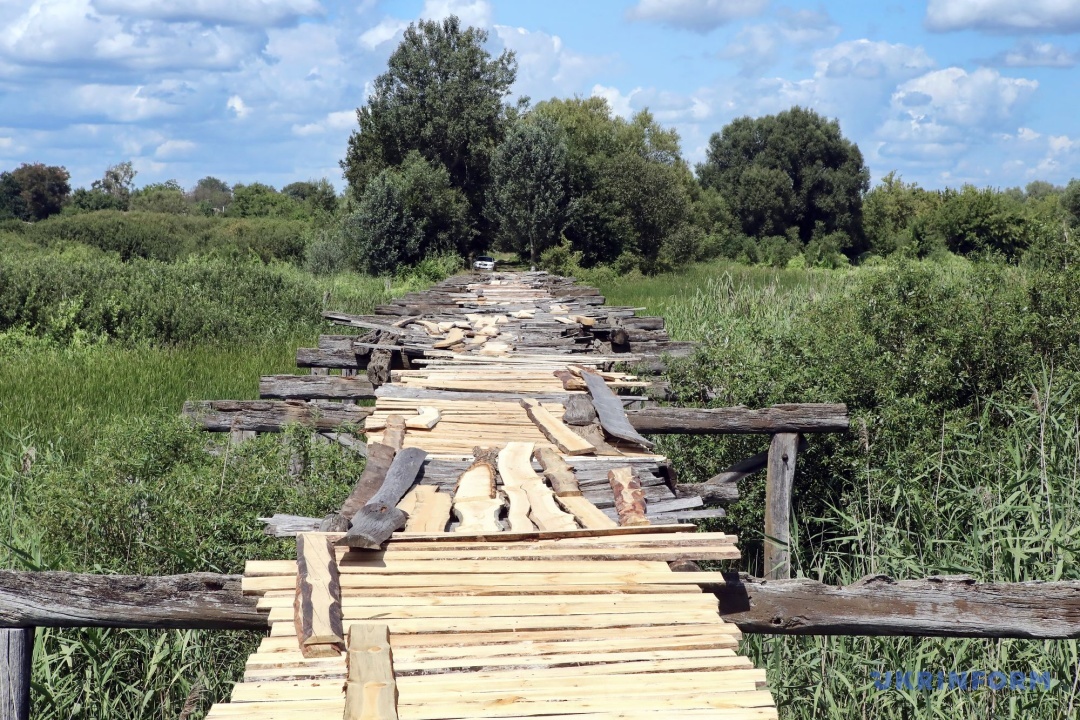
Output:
473 255 496 271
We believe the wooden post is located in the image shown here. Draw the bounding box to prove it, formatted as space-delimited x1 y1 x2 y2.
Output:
764 433 799 580
1 627 33 720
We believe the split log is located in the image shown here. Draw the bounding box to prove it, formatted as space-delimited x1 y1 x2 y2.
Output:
582 371 655 450
294 533 344 658
0 570 263 629
1 628 31 720
339 448 428 549
714 574 1080 638
382 415 407 451
533 447 581 497
626 404 849 435
259 375 377 400
368 349 393 387
183 400 373 433
339 443 397 521
561 395 598 426
521 398 595 455
344 624 398 720
453 450 504 533
296 347 361 369
609 467 649 527
398 486 452 533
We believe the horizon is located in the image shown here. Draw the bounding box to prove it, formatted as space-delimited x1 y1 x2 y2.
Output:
0 0 1076 192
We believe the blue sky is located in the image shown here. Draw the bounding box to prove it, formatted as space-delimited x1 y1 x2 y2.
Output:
1 0 1077 191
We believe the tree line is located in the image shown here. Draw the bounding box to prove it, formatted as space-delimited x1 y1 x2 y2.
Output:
4 15 1079 275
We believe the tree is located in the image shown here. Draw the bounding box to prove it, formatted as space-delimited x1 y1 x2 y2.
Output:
929 185 1030 259
227 183 302 218
189 177 232 214
345 152 473 274
862 172 940 256
341 15 516 242
697 107 869 255
1063 179 1080 227
91 161 138 210
486 117 569 267
0 172 27 220
130 181 190 214
283 179 338 215
8 163 71 220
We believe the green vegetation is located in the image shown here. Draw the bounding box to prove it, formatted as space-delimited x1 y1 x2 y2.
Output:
588 256 1080 719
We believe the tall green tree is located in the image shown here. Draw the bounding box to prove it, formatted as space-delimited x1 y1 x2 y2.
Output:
344 152 473 274
189 176 232 214
697 106 869 254
340 15 516 245
8 163 71 220
486 117 569 267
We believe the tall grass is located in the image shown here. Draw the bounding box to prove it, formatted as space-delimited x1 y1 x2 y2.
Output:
589 258 1080 719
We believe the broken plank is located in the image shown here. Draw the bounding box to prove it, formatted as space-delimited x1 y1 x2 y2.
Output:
521 398 595 455
610 467 649 527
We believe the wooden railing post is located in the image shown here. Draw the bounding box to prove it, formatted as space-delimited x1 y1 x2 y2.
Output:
1 627 33 720
764 433 799 580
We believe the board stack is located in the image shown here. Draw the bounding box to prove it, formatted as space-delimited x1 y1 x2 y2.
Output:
199 272 776 719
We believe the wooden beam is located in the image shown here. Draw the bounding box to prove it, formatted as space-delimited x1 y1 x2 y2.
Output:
345 624 398 720
182 400 373 433
340 448 428 549
0 628 31 720
714 573 1080 638
296 347 361 369
6 570 1080 639
294 534 344 658
259 375 377 400
764 433 798 580
323 312 406 336
0 571 263 630
626 404 849 435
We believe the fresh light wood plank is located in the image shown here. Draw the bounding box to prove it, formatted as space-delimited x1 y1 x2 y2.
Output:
521 398 595 455
344 623 397 720
609 467 649 527
293 533 344 658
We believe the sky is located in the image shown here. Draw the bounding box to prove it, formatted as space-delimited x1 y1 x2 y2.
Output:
0 0 1078 192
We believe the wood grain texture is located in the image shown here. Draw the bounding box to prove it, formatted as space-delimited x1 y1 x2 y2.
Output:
182 400 372 432
763 433 798 580
533 447 581 497
345 623 398 720
339 443 397 521
399 486 452 533
341 448 428 549
452 451 504 534
609 467 649 527
294 533 344 657
0 628 32 720
259 374 377 400
582 371 655 450
521 399 595 455
626 404 849 435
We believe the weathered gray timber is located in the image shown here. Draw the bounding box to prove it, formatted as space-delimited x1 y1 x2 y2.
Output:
0 571 262 629
322 312 407 335
713 573 1080 638
259 375 377 400
340 447 428 549
1 628 31 720
763 433 798 579
582 371 655 450
296 346 361 369
339 442 397 521
183 400 373 432
626 403 849 434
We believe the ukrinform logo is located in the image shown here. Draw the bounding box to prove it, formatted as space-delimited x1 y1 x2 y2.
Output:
871 671 1052 692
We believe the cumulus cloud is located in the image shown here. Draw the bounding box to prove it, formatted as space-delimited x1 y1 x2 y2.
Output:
360 17 409 50
627 0 768 33
721 9 840 75
496 25 610 101
591 84 643 118
926 0 1080 33
420 0 492 27
154 139 196 158
291 109 356 136
71 84 179 122
988 40 1076 67
227 95 251 118
92 0 323 27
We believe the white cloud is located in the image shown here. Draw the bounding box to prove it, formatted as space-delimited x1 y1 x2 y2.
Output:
291 109 356 136
722 9 840 75
591 84 642 118
926 0 1080 33
92 0 323 27
227 95 250 118
154 139 196 158
420 0 492 28
495 25 611 101
71 84 180 122
627 0 768 33
360 17 409 50
989 40 1076 67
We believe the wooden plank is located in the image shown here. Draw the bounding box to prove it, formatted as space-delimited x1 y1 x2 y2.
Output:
340 448 428 549
498 442 577 531
323 312 407 335
520 398 596 455
339 443 397 522
378 524 697 543
609 467 649 527
345 623 397 720
399 486 451 533
404 407 440 430
581 371 655 450
382 415 406 451
764 433 798 580
0 628 32 720
556 495 619 530
293 534 344 658
496 443 538 532
533 447 581 496
259 375 376 400
452 451 504 533
182 400 373 432
626 404 849 435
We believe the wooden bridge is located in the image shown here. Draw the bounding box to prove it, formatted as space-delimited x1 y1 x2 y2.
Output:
190 272 781 719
